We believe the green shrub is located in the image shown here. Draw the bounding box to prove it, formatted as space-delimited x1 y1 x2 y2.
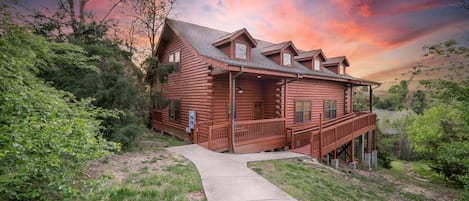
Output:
0 25 118 200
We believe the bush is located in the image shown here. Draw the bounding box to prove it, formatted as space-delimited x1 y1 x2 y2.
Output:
0 26 118 200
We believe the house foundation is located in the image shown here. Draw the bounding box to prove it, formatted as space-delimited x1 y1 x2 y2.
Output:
349 161 357 169
371 149 378 168
331 159 339 169
364 152 372 170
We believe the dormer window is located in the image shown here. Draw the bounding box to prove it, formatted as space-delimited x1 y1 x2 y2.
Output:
339 64 344 74
235 42 247 59
314 59 320 71
283 52 292 66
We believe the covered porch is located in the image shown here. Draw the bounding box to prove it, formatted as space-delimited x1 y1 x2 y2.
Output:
194 70 288 153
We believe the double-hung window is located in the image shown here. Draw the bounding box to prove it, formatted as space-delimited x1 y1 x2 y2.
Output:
283 52 292 66
169 99 181 122
168 51 180 72
235 42 247 59
324 100 337 119
294 100 311 123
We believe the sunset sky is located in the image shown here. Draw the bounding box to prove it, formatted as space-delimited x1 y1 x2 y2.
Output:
18 0 469 79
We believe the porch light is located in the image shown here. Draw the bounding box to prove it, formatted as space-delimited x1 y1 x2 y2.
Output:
237 86 244 94
257 75 262 79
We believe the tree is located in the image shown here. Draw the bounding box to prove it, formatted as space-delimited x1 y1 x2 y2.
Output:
17 0 151 148
0 23 118 201
122 0 175 57
407 40 469 199
409 89 426 114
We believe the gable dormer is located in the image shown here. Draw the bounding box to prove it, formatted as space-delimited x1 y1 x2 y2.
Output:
323 56 350 75
261 41 299 67
212 28 257 61
295 49 327 71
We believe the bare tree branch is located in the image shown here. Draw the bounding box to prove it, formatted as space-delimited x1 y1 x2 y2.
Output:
101 0 125 23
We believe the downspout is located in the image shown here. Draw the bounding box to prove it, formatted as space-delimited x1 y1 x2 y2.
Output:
231 66 244 153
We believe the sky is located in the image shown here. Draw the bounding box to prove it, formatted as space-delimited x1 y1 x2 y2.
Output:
16 0 469 79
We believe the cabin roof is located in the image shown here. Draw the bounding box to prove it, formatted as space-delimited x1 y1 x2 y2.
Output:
212 28 258 47
324 56 350 67
163 18 376 85
295 49 327 61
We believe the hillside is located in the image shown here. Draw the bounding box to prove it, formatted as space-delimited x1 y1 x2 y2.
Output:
362 55 469 96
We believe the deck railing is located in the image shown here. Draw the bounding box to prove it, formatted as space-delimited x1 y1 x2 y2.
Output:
205 118 286 151
309 113 377 157
234 118 285 143
151 110 163 129
289 113 355 149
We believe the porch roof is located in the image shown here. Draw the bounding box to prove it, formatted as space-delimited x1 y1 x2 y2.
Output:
165 18 379 86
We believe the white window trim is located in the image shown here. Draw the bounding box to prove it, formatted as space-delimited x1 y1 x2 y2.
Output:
235 42 247 59
314 59 320 71
283 52 292 66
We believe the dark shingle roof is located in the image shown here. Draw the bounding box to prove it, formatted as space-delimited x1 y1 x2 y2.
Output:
295 49 326 61
324 56 350 67
212 28 257 47
164 18 369 83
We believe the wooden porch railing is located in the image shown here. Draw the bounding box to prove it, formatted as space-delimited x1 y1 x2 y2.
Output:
151 110 163 129
289 113 356 149
234 118 285 143
310 113 377 157
194 120 214 144
205 118 286 151
208 122 229 151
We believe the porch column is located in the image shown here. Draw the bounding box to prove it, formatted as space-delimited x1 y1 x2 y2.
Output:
369 85 373 112
371 129 378 168
358 134 365 163
284 78 288 146
364 131 372 170
349 140 357 169
331 149 339 169
228 72 233 153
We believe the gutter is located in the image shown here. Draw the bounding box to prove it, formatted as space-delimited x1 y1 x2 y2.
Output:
231 66 244 153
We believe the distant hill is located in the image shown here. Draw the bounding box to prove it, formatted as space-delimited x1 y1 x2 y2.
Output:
362 55 469 96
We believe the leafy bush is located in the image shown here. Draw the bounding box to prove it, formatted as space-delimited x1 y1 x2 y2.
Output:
0 25 118 200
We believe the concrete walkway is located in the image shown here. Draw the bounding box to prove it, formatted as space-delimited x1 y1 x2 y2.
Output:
167 144 306 201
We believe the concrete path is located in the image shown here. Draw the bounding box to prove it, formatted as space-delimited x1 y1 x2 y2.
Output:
167 144 306 201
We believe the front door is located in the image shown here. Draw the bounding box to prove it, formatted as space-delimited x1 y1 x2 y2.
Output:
254 102 263 120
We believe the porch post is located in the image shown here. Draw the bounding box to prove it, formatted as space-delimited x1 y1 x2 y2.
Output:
364 131 372 170
349 140 357 169
331 149 339 169
228 72 233 153
372 129 378 168
358 134 365 163
369 85 373 112
318 113 323 159
284 78 288 146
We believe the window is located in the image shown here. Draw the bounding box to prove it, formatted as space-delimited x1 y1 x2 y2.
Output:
169 99 181 122
294 100 311 123
324 100 337 119
235 42 247 59
314 59 320 71
168 51 180 72
283 52 292 66
339 64 344 74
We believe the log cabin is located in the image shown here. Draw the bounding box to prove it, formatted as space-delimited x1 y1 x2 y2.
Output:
152 18 380 168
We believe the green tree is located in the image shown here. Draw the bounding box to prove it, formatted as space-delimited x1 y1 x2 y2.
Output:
407 40 469 199
19 0 151 148
0 24 118 200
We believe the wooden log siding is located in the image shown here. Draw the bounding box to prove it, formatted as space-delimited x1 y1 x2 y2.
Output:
157 32 212 140
286 79 346 129
213 76 281 121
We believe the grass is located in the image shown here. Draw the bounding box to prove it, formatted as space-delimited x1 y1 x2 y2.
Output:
87 131 205 201
248 158 395 201
409 160 446 183
247 158 461 201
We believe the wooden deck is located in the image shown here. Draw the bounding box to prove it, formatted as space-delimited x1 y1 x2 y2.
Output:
290 112 376 158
